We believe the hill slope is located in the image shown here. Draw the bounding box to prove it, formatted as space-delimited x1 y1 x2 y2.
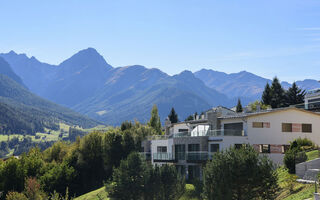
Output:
0 59 100 135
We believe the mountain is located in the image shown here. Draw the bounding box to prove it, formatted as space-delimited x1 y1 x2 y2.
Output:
194 69 320 103
2 48 319 126
0 57 25 87
0 61 100 135
194 69 271 101
73 68 232 124
44 48 113 107
0 50 58 95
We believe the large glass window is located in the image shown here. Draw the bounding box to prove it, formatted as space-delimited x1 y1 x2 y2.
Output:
188 144 200 152
210 144 220 152
157 146 167 153
224 123 243 136
175 144 186 160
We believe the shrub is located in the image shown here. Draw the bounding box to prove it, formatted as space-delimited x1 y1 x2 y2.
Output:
5 192 28 200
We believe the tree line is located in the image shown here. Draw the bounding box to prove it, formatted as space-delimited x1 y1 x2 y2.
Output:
262 77 306 109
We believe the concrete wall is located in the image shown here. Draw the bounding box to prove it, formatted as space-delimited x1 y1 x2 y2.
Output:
246 109 320 146
296 158 320 178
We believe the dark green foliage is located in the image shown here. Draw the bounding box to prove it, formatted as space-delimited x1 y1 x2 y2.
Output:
270 77 287 108
148 104 162 134
185 115 194 121
284 149 297 174
236 98 243 113
107 152 185 200
262 83 272 105
0 123 156 199
120 120 133 131
286 82 306 106
67 127 86 142
168 107 179 123
202 146 278 200
284 138 314 174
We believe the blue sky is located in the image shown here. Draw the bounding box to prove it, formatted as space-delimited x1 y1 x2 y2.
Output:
0 0 320 82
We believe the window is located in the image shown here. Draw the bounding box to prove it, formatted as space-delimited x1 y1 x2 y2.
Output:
188 144 200 152
175 144 186 160
178 129 188 132
282 145 290 154
234 144 244 149
282 123 292 132
260 145 270 153
252 122 263 128
157 146 167 153
302 124 312 133
253 122 270 128
210 144 220 152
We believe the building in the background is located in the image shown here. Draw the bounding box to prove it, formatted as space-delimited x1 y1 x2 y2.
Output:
142 106 320 180
305 88 320 110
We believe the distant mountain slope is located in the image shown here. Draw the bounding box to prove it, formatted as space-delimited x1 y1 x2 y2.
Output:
2 48 319 125
0 51 57 95
194 69 320 103
44 48 113 107
194 69 271 101
74 68 232 125
0 57 25 87
0 59 100 134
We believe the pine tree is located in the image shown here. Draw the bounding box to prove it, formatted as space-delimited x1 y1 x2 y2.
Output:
168 108 178 123
236 98 243 113
286 82 306 105
148 104 162 134
270 77 287 108
262 83 272 105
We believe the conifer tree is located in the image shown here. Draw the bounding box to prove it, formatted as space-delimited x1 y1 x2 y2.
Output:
262 83 272 105
286 82 306 105
168 108 178 123
236 98 243 113
270 77 287 108
148 105 162 134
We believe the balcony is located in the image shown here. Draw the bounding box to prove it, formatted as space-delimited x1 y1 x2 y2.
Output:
172 129 245 138
186 152 213 162
152 152 217 163
153 153 175 162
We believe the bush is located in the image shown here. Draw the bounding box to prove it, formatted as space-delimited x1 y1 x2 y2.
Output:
295 151 307 164
202 146 278 200
5 192 28 200
284 149 297 174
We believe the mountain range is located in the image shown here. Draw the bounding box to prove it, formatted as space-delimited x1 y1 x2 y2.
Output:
0 56 99 135
1 48 319 125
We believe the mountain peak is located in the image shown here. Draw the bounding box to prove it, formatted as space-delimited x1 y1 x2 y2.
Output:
8 50 17 55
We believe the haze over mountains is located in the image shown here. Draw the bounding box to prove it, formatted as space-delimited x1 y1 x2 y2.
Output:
1 48 319 125
0 56 99 134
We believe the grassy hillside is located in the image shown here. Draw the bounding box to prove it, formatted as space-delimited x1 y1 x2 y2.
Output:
75 168 316 200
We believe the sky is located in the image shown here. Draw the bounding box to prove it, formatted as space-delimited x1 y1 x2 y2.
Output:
0 0 320 82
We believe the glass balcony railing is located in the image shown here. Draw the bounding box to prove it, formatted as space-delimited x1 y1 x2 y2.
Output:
172 129 245 138
187 152 212 161
152 152 218 162
153 153 174 161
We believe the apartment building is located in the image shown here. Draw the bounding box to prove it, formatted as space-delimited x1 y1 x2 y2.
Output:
143 106 320 180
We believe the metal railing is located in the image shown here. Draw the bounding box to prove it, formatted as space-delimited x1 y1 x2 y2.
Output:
153 153 174 161
172 129 245 138
152 151 217 161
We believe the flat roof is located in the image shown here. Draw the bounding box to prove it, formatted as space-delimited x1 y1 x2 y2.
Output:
219 107 320 119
